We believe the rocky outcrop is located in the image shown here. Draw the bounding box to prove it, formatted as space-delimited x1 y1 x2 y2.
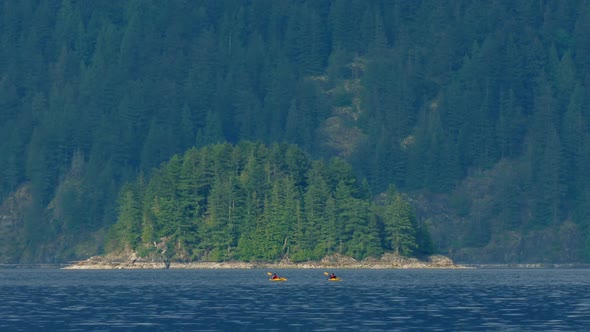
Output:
63 251 467 269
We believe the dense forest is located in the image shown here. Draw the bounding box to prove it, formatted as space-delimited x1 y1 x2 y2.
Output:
1 0 589 263
107 142 432 262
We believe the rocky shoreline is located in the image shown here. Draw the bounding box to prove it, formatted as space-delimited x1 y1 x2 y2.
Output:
63 252 468 270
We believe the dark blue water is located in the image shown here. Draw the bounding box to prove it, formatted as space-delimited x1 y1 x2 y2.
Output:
1 268 589 331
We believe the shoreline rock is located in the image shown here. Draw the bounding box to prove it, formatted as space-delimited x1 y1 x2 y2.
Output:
62 252 469 270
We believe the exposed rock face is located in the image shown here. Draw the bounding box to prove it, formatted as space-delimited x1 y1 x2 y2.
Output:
427 255 455 267
320 253 358 265
63 252 466 269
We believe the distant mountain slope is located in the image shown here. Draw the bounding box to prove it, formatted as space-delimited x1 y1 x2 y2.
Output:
1 0 589 263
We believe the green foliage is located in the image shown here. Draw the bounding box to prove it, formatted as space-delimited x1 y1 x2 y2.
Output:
108 142 404 261
105 183 142 251
415 220 435 257
331 86 353 107
382 186 418 256
3 0 590 263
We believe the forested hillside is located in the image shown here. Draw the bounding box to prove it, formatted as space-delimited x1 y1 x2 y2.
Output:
1 0 589 263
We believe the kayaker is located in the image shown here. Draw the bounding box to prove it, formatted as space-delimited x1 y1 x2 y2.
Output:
272 273 279 279
329 273 337 279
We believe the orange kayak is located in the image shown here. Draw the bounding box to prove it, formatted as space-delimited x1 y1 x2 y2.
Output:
269 277 287 282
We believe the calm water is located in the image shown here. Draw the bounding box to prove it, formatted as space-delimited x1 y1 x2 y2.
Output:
1 268 589 331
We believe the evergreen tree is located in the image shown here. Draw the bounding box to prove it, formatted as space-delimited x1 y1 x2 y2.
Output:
109 183 141 250
383 186 417 256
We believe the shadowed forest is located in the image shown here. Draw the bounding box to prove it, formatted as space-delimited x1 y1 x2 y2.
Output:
1 0 590 263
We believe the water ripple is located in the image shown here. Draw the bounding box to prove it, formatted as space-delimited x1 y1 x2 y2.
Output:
1 268 589 331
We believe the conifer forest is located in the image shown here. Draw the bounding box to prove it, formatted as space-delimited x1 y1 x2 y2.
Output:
1 1 590 263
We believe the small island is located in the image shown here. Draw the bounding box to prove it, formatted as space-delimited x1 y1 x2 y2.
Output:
82 143 453 272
